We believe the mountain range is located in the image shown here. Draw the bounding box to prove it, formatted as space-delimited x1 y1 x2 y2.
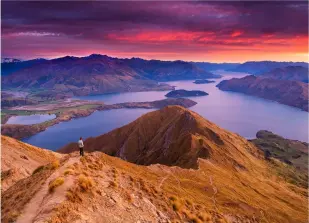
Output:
2 106 308 223
193 62 240 71
261 66 308 83
229 61 308 75
3 55 308 97
1 58 23 63
1 55 219 96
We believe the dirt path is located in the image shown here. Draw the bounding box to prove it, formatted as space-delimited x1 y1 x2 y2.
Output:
209 175 218 210
16 155 80 223
202 171 218 210
158 175 169 190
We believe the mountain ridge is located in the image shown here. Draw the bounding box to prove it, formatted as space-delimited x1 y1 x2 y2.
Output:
229 61 308 75
217 75 308 111
59 106 263 170
1 106 308 223
1 135 61 191
261 66 308 83
1 54 219 96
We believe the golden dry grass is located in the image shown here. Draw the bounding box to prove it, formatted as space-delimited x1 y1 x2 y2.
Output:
189 216 203 223
65 188 83 203
169 196 177 201
50 160 60 170
1 168 53 223
96 150 308 223
78 175 94 192
122 190 133 203
172 201 181 212
64 169 74 176
49 177 64 193
47 201 80 223
1 135 61 191
45 151 308 223
1 135 60 162
109 181 118 188
197 212 211 221
32 165 45 175
3 123 308 223
7 211 20 223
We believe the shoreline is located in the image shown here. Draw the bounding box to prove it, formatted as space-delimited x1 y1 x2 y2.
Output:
1 98 197 140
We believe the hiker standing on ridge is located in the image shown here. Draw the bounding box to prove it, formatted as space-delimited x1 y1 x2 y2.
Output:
78 137 84 156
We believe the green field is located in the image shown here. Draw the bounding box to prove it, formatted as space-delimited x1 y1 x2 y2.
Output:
1 103 101 124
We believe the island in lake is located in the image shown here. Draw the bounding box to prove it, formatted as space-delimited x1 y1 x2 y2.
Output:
193 79 216 84
165 89 208 98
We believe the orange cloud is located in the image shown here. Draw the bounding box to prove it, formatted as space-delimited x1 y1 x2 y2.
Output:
107 31 215 43
231 30 244 37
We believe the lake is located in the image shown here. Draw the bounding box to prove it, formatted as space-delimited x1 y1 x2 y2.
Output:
23 71 308 150
7 114 56 125
23 109 155 150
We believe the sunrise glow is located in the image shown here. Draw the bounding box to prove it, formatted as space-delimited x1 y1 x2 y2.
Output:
2 1 308 62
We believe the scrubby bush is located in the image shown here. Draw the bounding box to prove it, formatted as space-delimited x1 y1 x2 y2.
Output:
109 181 118 188
172 201 181 211
198 212 211 221
32 165 45 175
66 189 82 203
64 169 73 176
185 199 192 206
49 177 64 193
7 211 20 223
169 195 177 201
78 175 94 191
50 160 60 170
190 216 202 223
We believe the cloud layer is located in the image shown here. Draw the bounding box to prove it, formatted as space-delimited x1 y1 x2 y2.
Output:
2 1 308 62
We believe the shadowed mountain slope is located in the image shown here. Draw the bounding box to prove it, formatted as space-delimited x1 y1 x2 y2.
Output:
217 75 308 111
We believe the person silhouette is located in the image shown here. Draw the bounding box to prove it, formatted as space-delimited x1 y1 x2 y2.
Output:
78 137 84 156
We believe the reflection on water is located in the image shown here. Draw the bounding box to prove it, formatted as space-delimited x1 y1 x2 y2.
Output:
24 71 308 150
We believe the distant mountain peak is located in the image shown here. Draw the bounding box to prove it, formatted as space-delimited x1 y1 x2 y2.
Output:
51 55 79 62
85 54 111 59
87 53 103 57
1 58 23 63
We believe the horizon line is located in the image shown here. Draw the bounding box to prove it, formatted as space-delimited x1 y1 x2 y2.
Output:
2 53 308 64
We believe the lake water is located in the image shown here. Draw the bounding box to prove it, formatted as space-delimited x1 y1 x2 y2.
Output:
24 71 308 150
7 114 56 125
23 109 154 150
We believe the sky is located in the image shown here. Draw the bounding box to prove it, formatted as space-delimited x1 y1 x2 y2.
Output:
1 1 308 63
